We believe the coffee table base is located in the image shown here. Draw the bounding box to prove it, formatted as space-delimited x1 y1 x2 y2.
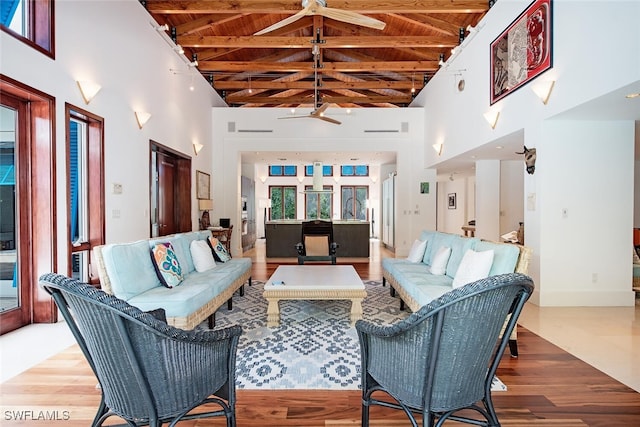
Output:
264 289 367 327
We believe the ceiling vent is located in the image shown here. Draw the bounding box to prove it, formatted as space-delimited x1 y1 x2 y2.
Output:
363 129 400 133
237 129 274 133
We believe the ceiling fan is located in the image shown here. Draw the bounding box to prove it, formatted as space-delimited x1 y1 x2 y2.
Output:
279 102 342 125
254 0 386 35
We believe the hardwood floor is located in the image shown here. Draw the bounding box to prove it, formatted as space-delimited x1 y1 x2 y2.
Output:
1 240 639 426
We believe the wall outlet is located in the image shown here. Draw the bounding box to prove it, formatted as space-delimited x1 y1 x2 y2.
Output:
112 183 123 194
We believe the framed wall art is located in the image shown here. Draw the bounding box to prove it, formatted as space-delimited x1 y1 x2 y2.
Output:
196 170 210 200
490 0 552 105
420 182 430 194
448 193 457 210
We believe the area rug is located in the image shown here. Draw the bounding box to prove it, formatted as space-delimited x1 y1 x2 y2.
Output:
210 279 506 391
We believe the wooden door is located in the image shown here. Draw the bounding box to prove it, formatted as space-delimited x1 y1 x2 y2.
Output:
157 153 176 236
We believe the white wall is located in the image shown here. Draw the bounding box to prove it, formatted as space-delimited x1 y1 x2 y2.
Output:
1 0 225 273
500 160 525 237
416 0 639 306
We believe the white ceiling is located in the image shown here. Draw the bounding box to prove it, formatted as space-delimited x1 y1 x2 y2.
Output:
241 150 397 166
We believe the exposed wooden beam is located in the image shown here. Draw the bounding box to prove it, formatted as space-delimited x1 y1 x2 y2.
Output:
226 94 413 104
199 60 438 72
214 80 423 90
179 35 456 48
147 1 489 14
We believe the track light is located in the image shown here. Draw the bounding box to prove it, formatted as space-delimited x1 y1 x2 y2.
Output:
438 53 445 67
174 44 184 54
155 24 169 32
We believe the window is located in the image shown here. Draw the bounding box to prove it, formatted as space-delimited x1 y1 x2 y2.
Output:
305 186 333 219
341 186 368 220
66 105 104 284
341 165 369 176
1 0 54 57
269 165 297 176
269 186 297 220
305 164 333 176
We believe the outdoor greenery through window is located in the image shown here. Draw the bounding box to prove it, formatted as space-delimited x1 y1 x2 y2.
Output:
341 186 368 220
305 186 333 219
269 186 297 220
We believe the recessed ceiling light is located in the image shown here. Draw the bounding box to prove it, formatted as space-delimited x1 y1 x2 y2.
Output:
626 93 640 99
496 145 503 149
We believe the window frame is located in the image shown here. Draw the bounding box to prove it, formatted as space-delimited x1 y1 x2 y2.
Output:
0 0 55 58
269 185 297 220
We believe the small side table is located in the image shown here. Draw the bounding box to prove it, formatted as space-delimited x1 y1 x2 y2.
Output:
209 226 233 254
461 226 475 237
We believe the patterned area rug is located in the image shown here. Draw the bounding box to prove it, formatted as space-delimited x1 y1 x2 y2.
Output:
210 279 506 391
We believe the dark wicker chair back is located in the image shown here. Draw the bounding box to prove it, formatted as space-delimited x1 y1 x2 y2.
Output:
39 273 241 427
295 219 339 264
356 273 534 427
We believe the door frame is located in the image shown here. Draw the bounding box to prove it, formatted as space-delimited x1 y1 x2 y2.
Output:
0 74 56 334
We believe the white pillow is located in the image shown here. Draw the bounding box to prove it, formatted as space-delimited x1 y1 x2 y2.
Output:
190 239 217 272
452 249 495 288
429 246 451 275
407 239 427 263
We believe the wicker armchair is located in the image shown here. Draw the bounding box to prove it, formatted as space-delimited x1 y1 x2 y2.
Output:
39 273 242 427
356 273 534 427
295 219 339 264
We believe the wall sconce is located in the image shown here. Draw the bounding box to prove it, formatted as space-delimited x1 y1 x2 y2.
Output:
76 80 101 104
193 143 203 156
259 176 267 184
135 111 151 129
432 143 443 156
483 110 500 129
531 80 555 105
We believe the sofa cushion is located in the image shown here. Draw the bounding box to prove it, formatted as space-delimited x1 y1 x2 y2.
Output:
150 242 184 288
426 232 454 266
419 230 438 264
208 237 231 262
101 240 161 300
407 239 427 263
475 240 520 276
430 246 451 275
452 249 494 288
190 239 216 272
445 235 479 278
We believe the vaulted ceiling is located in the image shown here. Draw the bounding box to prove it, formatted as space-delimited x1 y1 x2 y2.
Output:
144 0 490 108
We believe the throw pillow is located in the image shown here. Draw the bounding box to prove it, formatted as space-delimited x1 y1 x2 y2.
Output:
407 239 427 263
150 242 183 288
429 246 451 275
208 237 231 262
190 239 217 272
452 249 495 288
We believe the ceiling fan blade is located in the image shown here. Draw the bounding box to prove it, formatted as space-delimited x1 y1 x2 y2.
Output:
313 103 330 115
254 4 312 35
317 115 342 125
319 6 386 30
278 115 311 120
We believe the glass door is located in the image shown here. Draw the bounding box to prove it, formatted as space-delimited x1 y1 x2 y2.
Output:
0 105 19 314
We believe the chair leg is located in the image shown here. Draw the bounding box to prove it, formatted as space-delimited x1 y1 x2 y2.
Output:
361 402 370 427
400 299 405 311
239 285 245 297
390 286 396 297
248 277 252 286
208 313 215 329
508 339 518 358
227 298 233 310
382 277 386 287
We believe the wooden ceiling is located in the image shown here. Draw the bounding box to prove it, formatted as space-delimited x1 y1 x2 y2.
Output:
144 0 490 108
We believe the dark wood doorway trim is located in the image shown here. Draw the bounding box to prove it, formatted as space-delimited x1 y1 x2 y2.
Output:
150 141 192 236
0 74 57 334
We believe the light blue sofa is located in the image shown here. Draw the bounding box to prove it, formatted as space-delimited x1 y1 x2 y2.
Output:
382 230 531 356
93 230 252 330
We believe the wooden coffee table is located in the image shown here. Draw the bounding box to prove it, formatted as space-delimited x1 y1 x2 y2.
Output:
263 265 367 327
